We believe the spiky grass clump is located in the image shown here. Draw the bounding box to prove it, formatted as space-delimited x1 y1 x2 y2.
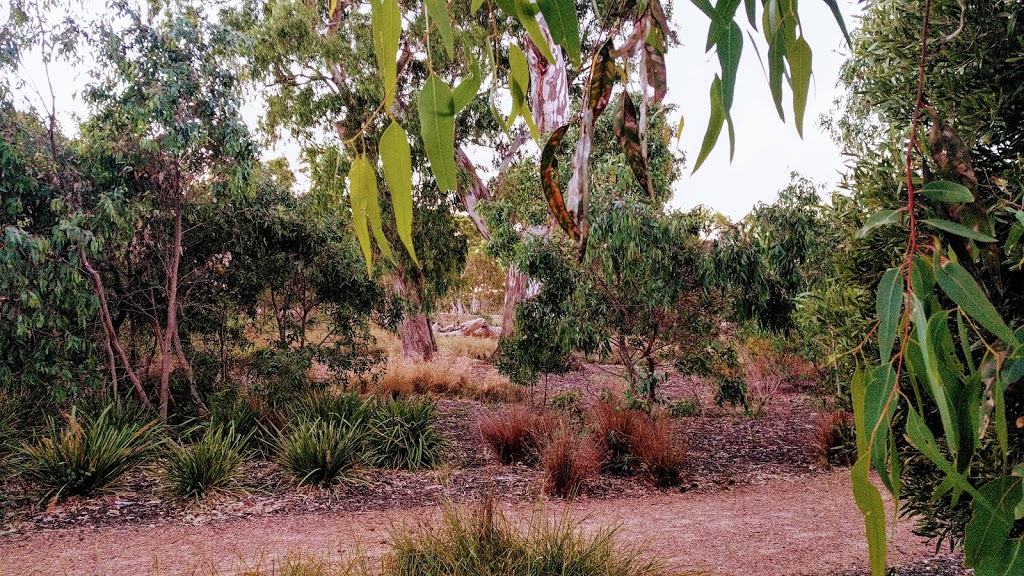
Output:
209 389 263 442
366 398 445 470
628 414 684 486
540 427 603 498
276 418 364 485
476 406 559 465
17 405 161 499
293 391 369 426
389 502 666 576
165 424 251 499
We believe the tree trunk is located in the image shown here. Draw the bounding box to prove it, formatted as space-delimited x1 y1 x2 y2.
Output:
158 207 183 420
501 264 529 337
392 273 437 361
82 250 151 408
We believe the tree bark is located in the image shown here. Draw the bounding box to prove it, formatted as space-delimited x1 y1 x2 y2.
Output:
81 250 151 408
392 273 437 361
158 206 183 420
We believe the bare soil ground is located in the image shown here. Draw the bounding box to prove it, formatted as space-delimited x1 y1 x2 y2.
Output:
0 470 951 576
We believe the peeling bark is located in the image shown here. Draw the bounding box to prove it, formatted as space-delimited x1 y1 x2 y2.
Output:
392 273 437 361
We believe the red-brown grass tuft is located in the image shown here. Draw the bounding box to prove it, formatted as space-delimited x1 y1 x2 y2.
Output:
540 426 603 498
630 413 685 486
813 409 856 467
590 399 647 474
476 406 560 465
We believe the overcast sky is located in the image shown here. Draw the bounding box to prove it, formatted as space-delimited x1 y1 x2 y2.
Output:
7 0 860 222
666 0 861 220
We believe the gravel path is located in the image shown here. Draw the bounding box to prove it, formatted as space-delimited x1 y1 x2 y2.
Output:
0 470 958 576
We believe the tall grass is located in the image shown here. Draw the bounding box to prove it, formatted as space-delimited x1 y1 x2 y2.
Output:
476 406 559 465
375 357 523 403
540 426 603 497
389 501 667 576
276 418 364 485
366 398 445 470
17 405 162 499
165 424 251 498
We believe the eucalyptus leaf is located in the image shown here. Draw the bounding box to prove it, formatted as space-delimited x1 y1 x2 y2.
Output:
920 180 975 203
857 209 902 238
538 0 581 66
922 218 998 243
876 267 903 365
418 74 458 191
936 259 1020 346
380 121 418 266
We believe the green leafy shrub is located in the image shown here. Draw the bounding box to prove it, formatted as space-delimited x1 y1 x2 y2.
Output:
550 389 582 413
476 406 559 465
713 379 749 412
388 501 665 575
367 398 445 470
540 426 603 498
666 398 700 418
164 424 251 499
17 405 162 499
276 418 364 485
209 388 262 438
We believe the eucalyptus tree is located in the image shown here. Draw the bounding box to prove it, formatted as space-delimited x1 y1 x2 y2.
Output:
832 1 1024 573
82 3 256 418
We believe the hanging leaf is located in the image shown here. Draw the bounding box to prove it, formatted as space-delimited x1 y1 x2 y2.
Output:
743 0 756 27
538 0 582 66
614 92 652 199
588 40 617 118
964 477 1024 574
453 58 482 112
922 218 997 243
692 75 726 173
936 260 1020 346
865 363 897 494
674 115 685 142
380 121 419 266
371 0 401 109
493 0 556 63
644 40 668 104
425 0 455 59
349 156 375 275
851 456 887 576
821 0 852 47
508 44 540 141
361 161 394 263
920 180 975 203
471 0 485 12
787 36 812 138
905 405 987 504
857 209 903 238
540 125 580 239
419 74 458 191
717 21 743 110
876 267 904 365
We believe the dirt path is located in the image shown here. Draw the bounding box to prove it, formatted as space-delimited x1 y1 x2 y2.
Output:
0 470 939 576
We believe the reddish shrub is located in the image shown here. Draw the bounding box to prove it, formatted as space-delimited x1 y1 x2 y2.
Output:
540 426 603 497
631 413 685 485
813 409 856 466
590 399 647 474
476 406 559 465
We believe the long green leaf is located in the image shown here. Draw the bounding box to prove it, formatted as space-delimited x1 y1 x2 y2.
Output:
787 36 812 138
425 0 455 58
876 267 904 365
453 59 482 112
418 75 458 192
964 477 1024 575
865 363 897 493
905 405 989 506
349 157 375 275
538 0 581 66
936 260 1020 346
717 21 743 111
922 218 998 243
851 456 887 576
821 0 852 47
920 180 975 203
380 121 418 266
371 0 401 109
692 75 726 173
857 209 902 238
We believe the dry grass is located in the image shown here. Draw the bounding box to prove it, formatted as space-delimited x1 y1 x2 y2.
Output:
436 335 498 360
540 426 603 498
476 406 561 465
590 399 684 483
812 409 856 467
374 356 524 403
629 413 685 486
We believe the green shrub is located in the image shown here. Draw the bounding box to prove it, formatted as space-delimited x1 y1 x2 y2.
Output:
666 398 700 418
276 418 364 485
209 388 262 438
366 398 445 470
388 501 666 576
165 424 251 499
713 378 749 412
293 391 369 426
17 405 162 499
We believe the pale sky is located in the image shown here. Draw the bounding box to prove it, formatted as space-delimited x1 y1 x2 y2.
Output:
6 0 860 222
666 0 860 220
